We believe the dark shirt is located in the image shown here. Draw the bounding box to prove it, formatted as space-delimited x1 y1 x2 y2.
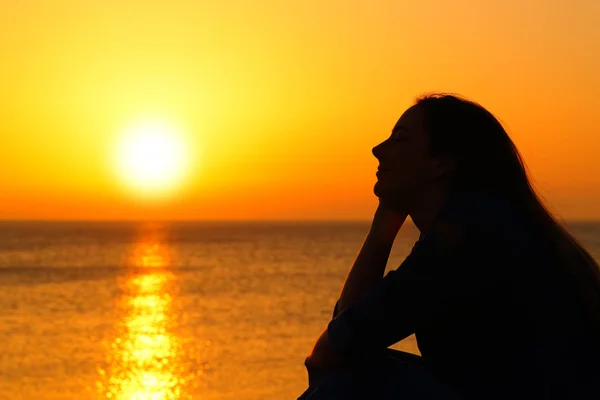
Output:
327 190 599 399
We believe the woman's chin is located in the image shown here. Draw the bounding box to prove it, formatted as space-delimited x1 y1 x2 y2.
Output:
373 180 390 198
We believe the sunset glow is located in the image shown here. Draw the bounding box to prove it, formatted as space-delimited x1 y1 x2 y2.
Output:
113 120 191 200
1 0 599 220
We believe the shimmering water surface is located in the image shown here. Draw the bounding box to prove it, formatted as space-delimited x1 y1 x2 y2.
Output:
1 220 598 400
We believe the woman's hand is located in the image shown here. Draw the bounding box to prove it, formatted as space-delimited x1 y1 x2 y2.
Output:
369 199 409 244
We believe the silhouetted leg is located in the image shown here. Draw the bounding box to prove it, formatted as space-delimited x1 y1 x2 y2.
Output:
298 349 463 400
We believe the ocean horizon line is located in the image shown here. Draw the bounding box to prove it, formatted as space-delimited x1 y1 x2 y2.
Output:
1 218 599 224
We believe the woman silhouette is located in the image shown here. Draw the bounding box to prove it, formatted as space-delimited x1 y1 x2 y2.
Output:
299 93 600 399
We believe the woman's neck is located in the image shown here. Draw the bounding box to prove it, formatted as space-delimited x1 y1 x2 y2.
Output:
409 188 452 236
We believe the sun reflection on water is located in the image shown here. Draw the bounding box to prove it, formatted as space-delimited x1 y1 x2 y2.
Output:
97 225 203 400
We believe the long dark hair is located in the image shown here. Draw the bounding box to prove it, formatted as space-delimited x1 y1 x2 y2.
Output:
415 92 600 336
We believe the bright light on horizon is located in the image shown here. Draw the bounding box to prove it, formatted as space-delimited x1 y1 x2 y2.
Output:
113 118 193 201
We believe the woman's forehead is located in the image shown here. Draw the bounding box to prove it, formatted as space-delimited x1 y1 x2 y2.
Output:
393 105 426 134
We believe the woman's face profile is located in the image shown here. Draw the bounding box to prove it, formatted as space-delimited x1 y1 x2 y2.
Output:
372 105 447 203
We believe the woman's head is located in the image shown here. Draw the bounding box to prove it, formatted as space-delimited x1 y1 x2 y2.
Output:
372 93 529 204
373 92 600 337
372 103 448 204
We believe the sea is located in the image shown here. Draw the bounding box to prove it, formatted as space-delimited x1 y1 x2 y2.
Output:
0 220 599 400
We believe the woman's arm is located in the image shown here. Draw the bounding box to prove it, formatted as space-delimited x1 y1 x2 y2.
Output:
336 204 408 315
304 204 408 378
305 191 516 381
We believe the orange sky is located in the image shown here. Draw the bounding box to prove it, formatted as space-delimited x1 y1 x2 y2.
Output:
1 0 599 221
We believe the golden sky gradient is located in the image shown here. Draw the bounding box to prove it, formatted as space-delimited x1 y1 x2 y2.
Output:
1 0 599 221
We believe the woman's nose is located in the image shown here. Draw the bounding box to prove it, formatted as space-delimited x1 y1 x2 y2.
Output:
372 141 384 160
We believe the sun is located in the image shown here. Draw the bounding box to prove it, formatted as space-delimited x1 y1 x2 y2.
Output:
113 119 192 199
